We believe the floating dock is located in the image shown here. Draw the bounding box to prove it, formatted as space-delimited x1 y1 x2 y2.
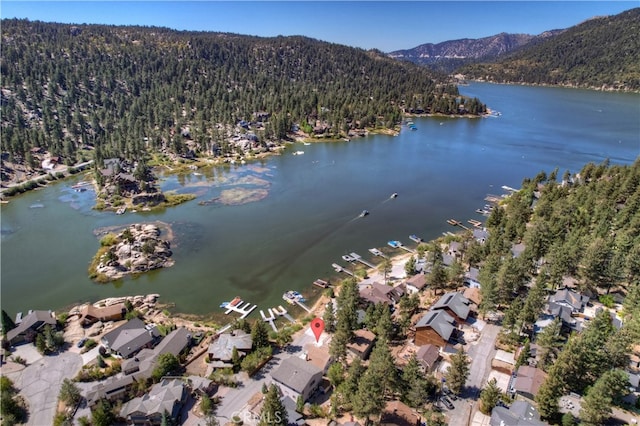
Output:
313 279 329 288
349 252 376 268
294 300 312 313
409 234 423 243
468 219 483 228
224 300 257 318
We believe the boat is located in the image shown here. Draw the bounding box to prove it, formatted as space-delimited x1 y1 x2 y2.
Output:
342 254 355 262
359 210 369 217
229 296 242 307
283 291 306 304
388 240 402 249
391 192 398 198
116 207 126 215
292 151 305 155
303 142 311 146
409 234 422 243
219 302 229 308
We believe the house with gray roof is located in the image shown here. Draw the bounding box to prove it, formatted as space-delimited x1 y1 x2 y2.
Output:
490 400 547 426
122 327 192 377
473 228 489 244
208 329 252 365
431 292 472 322
6 310 56 345
101 318 159 359
549 288 589 313
414 310 456 348
86 375 136 407
416 344 441 373
359 282 403 306
120 378 187 425
271 356 323 402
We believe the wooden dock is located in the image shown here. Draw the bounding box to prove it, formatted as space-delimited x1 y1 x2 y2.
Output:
294 299 311 313
468 219 483 228
313 279 329 288
447 219 470 231
224 300 257 318
398 244 416 253
332 263 355 276
349 252 376 268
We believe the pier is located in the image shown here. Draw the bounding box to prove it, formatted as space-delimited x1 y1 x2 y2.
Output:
485 194 504 204
224 300 257 318
313 279 329 288
332 263 355 276
349 252 376 268
447 219 470 231
260 309 278 332
468 219 483 228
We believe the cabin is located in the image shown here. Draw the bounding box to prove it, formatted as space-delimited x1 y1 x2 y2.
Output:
346 329 376 361
511 366 547 401
416 344 441 373
549 288 589 313
207 329 252 367
414 310 456 348
405 273 427 295
431 292 472 323
79 303 126 326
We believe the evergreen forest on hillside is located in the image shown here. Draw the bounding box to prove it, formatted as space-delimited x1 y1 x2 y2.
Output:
0 19 485 171
459 8 640 91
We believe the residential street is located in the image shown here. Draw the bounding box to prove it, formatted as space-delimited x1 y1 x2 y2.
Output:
445 323 500 426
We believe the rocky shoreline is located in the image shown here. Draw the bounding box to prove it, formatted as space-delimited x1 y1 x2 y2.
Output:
89 223 174 282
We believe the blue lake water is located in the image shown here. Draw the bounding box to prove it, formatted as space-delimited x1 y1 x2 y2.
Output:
1 83 638 317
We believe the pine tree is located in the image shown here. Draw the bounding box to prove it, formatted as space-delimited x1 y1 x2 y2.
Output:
251 320 270 348
444 349 470 396
579 369 629 426
58 378 81 406
323 300 336 333
401 354 429 408
259 384 287 426
479 378 501 414
536 318 563 371
1 310 16 334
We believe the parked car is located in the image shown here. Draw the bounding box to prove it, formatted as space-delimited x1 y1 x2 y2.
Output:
440 396 454 410
77 338 88 348
443 387 458 400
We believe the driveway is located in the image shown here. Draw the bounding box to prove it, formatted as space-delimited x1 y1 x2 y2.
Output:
11 352 83 426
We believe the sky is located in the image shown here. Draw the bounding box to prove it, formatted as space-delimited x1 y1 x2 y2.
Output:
1 1 637 52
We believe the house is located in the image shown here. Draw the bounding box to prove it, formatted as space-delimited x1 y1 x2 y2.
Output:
473 228 489 244
511 366 548 401
86 375 136 407
490 400 547 426
122 327 192 377
207 329 252 366
6 310 56 345
346 329 376 360
549 288 589 313
538 301 577 331
414 310 456 348
463 287 482 308
416 344 441 373
78 303 126 326
431 292 472 322
120 378 187 425
304 343 333 374
381 400 422 426
270 356 323 402
405 273 427 295
447 241 463 258
101 318 159 359
464 267 482 288
359 282 404 306
100 158 121 177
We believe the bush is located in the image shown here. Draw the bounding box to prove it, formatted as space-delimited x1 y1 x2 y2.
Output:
99 233 119 247
82 339 97 352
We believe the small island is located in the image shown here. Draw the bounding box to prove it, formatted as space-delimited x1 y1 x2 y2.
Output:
89 223 174 282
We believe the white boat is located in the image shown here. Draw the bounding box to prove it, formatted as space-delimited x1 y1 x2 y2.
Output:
360 210 369 217
391 192 398 198
342 254 355 262
292 151 305 155
409 234 422 243
116 207 126 215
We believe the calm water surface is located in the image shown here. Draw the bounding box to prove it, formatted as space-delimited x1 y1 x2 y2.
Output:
1 83 639 317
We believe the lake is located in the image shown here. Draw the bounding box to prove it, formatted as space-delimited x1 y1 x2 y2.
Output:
1 83 639 318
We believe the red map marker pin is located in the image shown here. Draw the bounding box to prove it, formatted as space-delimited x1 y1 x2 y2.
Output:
310 318 325 343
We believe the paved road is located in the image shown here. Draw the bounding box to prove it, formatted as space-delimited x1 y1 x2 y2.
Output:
10 352 83 426
444 324 500 426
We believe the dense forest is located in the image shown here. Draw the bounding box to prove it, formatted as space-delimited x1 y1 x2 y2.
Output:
459 8 640 91
471 159 640 422
0 19 485 170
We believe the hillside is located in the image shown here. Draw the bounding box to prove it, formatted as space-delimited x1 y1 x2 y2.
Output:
458 8 640 91
388 31 562 73
0 19 485 182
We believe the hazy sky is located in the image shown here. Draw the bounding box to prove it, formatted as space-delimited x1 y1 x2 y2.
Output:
1 1 636 51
